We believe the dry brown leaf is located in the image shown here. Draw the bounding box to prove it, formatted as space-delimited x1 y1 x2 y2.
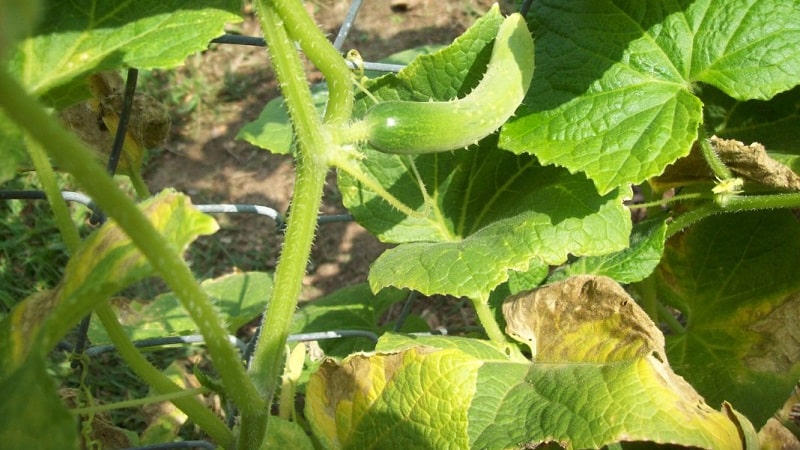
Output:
712 136 800 191
652 136 800 192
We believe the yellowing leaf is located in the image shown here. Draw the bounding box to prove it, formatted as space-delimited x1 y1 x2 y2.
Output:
0 190 218 376
307 279 753 449
306 347 480 449
503 275 665 362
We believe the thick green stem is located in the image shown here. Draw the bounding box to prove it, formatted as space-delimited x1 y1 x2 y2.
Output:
246 1 331 445
249 157 325 392
0 69 264 434
94 304 233 447
268 0 354 124
24 137 82 253
719 191 800 211
665 191 800 239
255 1 329 164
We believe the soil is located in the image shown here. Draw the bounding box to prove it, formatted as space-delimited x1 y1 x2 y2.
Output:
143 0 509 301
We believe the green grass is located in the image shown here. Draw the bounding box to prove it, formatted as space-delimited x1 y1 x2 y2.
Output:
0 173 90 312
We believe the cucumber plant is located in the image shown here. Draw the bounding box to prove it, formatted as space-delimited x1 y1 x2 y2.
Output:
2 0 800 449
351 12 534 154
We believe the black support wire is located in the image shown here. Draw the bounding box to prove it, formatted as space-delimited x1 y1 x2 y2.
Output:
106 68 139 176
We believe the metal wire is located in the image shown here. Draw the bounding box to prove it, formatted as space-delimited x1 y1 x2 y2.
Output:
332 0 364 51
0 190 353 232
106 69 139 176
58 326 482 360
77 335 248 357
519 0 533 17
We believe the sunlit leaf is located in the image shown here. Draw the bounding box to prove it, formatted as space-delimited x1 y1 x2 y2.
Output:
343 139 631 300
306 276 753 449
502 0 800 193
340 8 631 300
7 0 242 107
549 218 667 284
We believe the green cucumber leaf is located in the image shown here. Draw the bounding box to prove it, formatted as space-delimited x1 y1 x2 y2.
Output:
88 271 271 345
7 0 242 107
237 96 295 155
237 87 328 155
657 210 800 426
549 218 667 284
340 7 630 300
0 189 218 375
343 138 631 300
0 354 78 450
306 276 754 449
502 0 800 194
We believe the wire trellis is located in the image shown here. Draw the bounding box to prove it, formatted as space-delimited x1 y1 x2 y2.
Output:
0 2 513 448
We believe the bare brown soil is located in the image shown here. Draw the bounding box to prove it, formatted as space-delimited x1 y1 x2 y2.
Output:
144 0 507 300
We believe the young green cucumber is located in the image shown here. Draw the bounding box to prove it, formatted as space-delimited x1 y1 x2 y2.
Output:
364 13 534 154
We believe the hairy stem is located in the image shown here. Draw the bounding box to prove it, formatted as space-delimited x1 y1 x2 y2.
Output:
665 191 800 239
697 131 733 181
248 1 330 444
720 191 800 211
0 69 264 437
665 204 722 239
268 0 354 124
